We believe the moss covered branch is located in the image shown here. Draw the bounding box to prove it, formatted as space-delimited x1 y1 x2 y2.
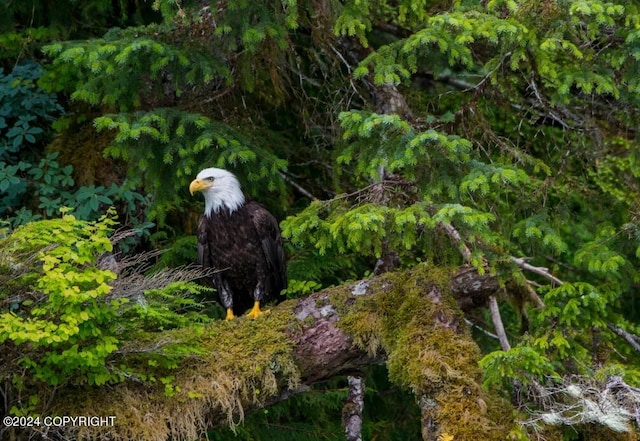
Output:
10 264 515 441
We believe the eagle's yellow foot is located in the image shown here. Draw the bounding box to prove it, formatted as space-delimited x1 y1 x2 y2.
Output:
225 308 236 320
246 301 270 319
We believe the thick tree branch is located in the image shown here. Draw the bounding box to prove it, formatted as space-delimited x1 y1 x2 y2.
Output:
24 265 515 441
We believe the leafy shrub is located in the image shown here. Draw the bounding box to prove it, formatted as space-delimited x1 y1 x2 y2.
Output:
0 61 62 222
0 212 211 393
0 61 148 228
0 61 62 160
0 212 123 386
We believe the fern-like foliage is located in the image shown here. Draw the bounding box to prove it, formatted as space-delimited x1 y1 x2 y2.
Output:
93 109 287 224
41 25 228 112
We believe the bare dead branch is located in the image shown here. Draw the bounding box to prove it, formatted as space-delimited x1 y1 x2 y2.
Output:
279 171 319 200
438 221 512 352
523 375 640 433
343 376 365 441
465 318 500 341
489 295 511 351
510 256 564 287
608 324 640 353
438 222 472 262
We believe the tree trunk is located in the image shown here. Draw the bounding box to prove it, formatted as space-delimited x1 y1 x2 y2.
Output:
343 376 365 441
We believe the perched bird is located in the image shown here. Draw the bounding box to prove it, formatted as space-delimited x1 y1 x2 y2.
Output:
189 167 286 319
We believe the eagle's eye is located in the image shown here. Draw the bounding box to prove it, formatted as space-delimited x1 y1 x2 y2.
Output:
206 177 215 182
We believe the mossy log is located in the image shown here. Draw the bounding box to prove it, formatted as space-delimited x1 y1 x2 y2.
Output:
28 264 513 441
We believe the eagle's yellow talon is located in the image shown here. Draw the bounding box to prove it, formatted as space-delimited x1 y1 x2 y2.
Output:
225 308 235 320
246 301 269 319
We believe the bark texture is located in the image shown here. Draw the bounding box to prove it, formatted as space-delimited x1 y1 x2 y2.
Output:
292 294 378 382
343 376 365 441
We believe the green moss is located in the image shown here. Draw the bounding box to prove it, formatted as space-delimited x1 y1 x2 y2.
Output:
340 309 384 357
47 301 301 441
338 263 517 441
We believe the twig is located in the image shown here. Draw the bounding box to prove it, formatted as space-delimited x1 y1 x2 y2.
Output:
510 256 564 286
438 222 472 262
329 43 352 73
608 324 640 353
527 76 571 130
525 282 545 308
465 319 500 341
279 171 318 200
437 51 511 94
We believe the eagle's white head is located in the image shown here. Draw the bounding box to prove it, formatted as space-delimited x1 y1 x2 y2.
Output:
189 167 245 216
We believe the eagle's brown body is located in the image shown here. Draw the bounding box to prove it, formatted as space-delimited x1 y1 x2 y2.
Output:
197 200 287 316
190 167 286 319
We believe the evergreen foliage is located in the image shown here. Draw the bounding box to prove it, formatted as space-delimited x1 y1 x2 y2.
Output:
2 0 640 438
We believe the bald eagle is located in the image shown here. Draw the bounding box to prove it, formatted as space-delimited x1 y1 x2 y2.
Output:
189 167 286 319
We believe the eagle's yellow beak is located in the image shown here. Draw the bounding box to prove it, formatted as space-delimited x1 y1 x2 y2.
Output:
189 179 213 196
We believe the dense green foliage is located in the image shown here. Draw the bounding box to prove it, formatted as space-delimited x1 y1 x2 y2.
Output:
0 212 213 427
0 62 148 228
1 213 122 387
2 0 640 439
